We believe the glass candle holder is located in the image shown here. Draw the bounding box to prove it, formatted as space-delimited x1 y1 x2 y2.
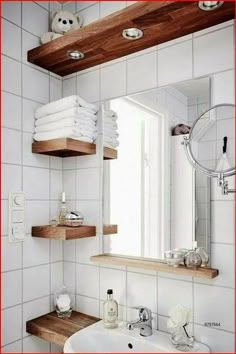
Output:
172 324 194 352
54 286 74 318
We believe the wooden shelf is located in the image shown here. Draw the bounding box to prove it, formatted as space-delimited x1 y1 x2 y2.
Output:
32 225 96 240
91 254 219 279
27 2 234 77
104 147 117 160
103 224 118 235
32 138 96 157
26 311 100 347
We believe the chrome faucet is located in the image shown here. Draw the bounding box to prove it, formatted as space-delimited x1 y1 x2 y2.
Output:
126 306 153 337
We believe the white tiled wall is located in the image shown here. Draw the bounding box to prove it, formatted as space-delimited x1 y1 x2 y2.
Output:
62 2 235 353
2 1 235 353
1 2 63 353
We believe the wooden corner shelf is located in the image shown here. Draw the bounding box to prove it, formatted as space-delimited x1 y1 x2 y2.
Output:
91 254 219 279
32 225 96 240
104 147 117 160
32 138 96 157
27 2 234 77
26 311 100 347
103 224 118 235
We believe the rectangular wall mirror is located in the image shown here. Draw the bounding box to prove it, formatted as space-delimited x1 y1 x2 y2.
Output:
103 77 210 262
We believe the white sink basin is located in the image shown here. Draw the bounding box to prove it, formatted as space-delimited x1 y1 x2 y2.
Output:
64 321 210 353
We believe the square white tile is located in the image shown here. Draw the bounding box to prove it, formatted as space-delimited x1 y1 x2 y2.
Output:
2 19 21 61
23 132 49 168
76 1 97 12
22 296 50 337
194 283 234 332
2 1 21 26
23 167 49 200
63 170 76 200
51 240 63 262
2 55 21 96
100 267 126 306
2 305 22 346
158 277 193 317
22 30 41 67
22 2 49 38
2 270 22 309
64 261 76 291
211 70 234 105
127 52 158 94
76 295 99 317
50 156 63 170
63 77 77 97
25 200 49 234
77 70 100 103
22 98 42 134
211 201 234 244
127 272 157 313
76 236 100 265
101 61 127 100
23 264 50 302
23 336 50 353
50 76 62 102
23 65 49 104
50 170 63 200
194 27 234 77
78 3 99 26
23 236 50 268
2 128 22 165
64 240 76 262
2 237 22 272
2 164 22 199
76 168 100 200
76 264 99 298
158 40 192 86
100 1 126 17
2 92 21 130
51 262 63 293
1 339 22 353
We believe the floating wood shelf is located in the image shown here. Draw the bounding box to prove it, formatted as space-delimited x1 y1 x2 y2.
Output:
32 225 96 240
103 224 118 235
26 311 100 347
27 2 234 77
32 138 96 157
104 147 117 160
91 254 219 279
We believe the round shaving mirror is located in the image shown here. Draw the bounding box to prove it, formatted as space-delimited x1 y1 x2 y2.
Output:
183 104 235 194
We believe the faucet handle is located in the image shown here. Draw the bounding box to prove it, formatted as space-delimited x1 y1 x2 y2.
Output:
133 306 152 321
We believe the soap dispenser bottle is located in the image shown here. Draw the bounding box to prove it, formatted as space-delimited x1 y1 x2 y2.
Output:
103 289 118 329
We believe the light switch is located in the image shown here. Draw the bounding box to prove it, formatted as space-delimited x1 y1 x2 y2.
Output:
9 192 25 242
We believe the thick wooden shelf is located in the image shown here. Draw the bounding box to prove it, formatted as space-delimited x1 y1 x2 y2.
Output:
32 225 96 240
91 254 219 279
103 224 118 235
32 138 96 157
26 311 100 347
27 2 234 76
104 147 117 160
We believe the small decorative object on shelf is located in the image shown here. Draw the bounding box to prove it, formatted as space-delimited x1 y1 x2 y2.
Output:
50 216 58 227
184 242 202 270
54 285 74 318
64 211 84 227
167 305 194 352
59 192 67 225
164 249 188 268
196 247 209 267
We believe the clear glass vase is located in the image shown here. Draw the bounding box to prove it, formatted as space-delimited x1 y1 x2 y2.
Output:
172 324 194 352
54 285 74 318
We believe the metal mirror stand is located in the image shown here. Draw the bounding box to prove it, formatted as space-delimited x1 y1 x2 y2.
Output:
182 104 235 196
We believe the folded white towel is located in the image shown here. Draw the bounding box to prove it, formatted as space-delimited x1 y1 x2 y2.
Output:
104 129 119 139
104 120 118 130
35 118 97 133
104 109 117 121
104 141 119 148
33 127 97 142
35 95 98 119
104 136 119 148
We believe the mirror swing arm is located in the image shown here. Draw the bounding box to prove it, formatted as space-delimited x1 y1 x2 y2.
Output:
182 103 235 196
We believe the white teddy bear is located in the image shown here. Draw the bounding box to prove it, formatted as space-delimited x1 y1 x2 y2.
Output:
41 10 83 44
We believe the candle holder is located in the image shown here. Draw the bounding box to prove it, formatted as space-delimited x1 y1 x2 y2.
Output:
172 323 194 352
54 286 74 318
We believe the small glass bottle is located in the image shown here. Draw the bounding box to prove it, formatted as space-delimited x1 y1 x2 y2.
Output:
59 192 67 225
103 289 118 329
196 247 209 267
184 241 202 269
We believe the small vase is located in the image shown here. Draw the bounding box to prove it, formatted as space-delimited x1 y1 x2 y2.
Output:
54 286 74 318
172 324 194 352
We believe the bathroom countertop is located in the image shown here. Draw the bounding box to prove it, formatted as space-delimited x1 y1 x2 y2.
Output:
26 311 100 347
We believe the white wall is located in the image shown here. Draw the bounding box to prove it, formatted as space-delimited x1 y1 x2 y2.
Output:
1 2 64 352
62 2 235 352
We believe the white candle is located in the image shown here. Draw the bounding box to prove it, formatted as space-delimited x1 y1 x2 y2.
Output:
57 294 71 312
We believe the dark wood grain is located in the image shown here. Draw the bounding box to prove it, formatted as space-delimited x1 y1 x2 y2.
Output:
26 311 100 347
32 225 96 240
91 254 219 279
104 147 118 160
27 1 235 76
32 138 96 157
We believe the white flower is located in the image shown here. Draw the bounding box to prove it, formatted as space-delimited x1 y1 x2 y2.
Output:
167 305 192 329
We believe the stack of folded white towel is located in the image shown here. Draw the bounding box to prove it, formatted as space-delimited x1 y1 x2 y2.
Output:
33 95 98 143
103 109 119 149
